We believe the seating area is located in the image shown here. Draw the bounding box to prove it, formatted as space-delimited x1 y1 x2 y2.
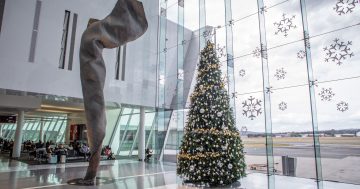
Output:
0 138 115 165
0 138 14 155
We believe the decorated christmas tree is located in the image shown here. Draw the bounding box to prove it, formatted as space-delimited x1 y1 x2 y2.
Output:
177 41 246 186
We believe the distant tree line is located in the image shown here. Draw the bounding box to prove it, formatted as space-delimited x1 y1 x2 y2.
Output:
246 129 360 138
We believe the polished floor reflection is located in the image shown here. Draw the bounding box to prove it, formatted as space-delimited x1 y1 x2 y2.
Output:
0 156 359 189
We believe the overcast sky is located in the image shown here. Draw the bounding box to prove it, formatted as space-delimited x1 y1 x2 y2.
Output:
165 0 360 132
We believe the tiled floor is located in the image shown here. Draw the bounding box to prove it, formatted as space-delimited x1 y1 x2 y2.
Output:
0 156 359 189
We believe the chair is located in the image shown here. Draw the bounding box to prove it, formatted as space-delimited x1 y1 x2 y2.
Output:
28 150 36 160
36 148 47 164
60 154 66 163
67 149 76 160
48 155 57 164
67 149 75 157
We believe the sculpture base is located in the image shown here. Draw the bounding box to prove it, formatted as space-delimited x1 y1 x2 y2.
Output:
67 178 96 186
67 177 116 186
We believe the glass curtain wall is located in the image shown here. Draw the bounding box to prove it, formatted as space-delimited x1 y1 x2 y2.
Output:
159 0 186 162
105 106 165 159
1 116 67 143
304 0 360 186
160 0 360 188
257 0 319 187
157 0 170 161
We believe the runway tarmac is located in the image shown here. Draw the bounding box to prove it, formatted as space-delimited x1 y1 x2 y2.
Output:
244 144 360 159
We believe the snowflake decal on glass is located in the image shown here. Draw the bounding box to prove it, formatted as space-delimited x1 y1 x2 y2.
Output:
274 13 297 37
203 30 215 38
228 19 235 26
252 47 261 58
216 45 226 59
279 102 288 111
318 88 335 101
274 68 287 80
334 0 358 16
337 101 349 112
239 69 246 77
242 96 262 120
260 6 268 14
324 38 354 66
297 50 306 59
231 92 238 99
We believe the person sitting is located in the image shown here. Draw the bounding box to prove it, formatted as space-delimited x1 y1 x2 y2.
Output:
30 141 36 151
27 141 38 160
4 140 11 152
46 147 58 164
35 147 47 163
25 140 32 151
22 141 27 151
46 147 53 158
74 141 81 155
9 141 14 158
67 143 74 150
104 146 115 160
35 140 43 149
55 144 67 163
79 143 90 161
145 148 152 161
0 138 3 152
45 141 50 149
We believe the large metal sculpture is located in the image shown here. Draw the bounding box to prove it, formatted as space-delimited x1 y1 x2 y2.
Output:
79 0 147 184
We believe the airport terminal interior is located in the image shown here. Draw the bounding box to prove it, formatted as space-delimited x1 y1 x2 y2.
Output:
0 0 359 188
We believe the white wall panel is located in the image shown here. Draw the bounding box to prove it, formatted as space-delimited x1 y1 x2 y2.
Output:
0 0 196 108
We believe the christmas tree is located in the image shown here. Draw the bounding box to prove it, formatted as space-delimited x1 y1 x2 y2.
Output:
177 41 246 186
